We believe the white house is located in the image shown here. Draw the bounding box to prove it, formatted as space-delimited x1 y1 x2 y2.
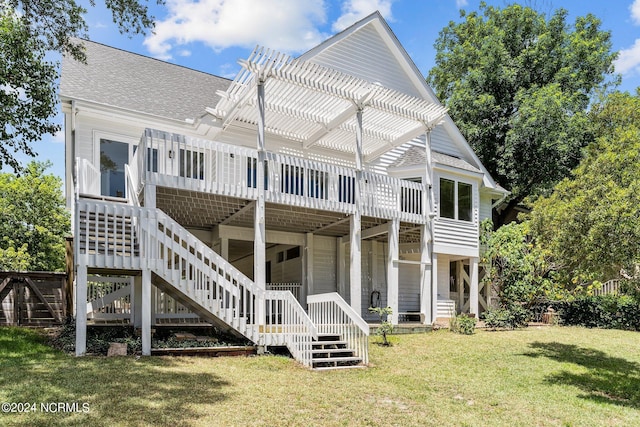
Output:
60 12 507 368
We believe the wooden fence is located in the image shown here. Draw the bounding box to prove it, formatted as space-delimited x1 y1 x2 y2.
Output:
0 272 67 326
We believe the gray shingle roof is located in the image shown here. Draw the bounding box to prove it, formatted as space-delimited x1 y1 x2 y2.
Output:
60 40 231 121
390 145 481 173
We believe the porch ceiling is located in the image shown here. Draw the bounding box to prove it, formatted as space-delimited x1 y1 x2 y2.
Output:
213 47 448 161
156 187 421 242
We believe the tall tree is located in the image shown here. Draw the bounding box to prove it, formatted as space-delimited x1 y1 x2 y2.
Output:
530 90 640 283
0 161 70 271
0 0 162 172
427 3 617 225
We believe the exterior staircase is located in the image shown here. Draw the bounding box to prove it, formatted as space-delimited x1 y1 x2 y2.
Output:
76 197 369 369
312 334 364 370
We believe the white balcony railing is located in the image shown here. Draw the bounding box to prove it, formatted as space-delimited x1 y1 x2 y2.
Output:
133 129 427 224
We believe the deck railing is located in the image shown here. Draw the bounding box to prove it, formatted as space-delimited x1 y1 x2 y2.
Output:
307 292 369 364
77 158 100 196
594 279 621 296
132 129 427 223
264 290 318 367
267 282 302 301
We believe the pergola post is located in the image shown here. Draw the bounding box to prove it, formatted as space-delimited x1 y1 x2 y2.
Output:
349 107 364 316
420 128 435 324
387 218 399 325
255 78 267 327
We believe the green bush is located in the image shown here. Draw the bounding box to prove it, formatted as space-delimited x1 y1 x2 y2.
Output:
483 303 531 329
555 295 640 331
450 313 477 335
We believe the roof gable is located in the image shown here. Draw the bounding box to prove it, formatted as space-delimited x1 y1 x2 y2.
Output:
299 12 435 100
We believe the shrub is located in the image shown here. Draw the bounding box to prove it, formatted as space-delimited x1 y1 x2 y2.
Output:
555 295 640 331
369 306 393 345
483 304 530 329
450 313 477 335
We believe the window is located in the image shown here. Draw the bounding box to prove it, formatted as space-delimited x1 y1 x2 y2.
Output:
458 182 472 221
179 149 204 179
338 175 355 203
281 164 304 195
286 246 300 260
439 178 473 221
100 139 128 197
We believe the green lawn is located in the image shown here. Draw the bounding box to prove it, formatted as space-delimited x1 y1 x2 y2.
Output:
1 326 639 426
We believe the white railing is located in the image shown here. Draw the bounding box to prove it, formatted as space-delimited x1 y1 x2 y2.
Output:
86 276 133 320
594 279 621 296
132 129 428 224
307 292 369 364
267 282 302 300
124 164 140 207
264 290 318 367
76 199 142 270
77 158 100 196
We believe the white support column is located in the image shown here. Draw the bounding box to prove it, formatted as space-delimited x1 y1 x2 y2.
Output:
337 237 346 300
420 225 432 324
221 238 229 261
74 263 87 356
132 275 142 327
141 268 152 356
470 257 479 317
457 261 464 313
349 214 362 316
420 127 435 324
144 183 156 209
387 219 399 325
255 78 267 328
432 253 438 321
350 107 363 316
303 232 314 304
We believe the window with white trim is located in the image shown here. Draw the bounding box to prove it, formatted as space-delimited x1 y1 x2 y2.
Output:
439 178 473 221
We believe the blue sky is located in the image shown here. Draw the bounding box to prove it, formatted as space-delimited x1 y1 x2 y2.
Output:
20 0 640 185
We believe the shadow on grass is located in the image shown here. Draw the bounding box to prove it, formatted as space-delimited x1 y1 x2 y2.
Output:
523 341 640 408
0 327 231 426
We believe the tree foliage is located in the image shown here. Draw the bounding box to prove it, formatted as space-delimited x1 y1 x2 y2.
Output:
0 0 162 172
427 3 617 223
481 220 561 307
530 90 640 282
0 161 70 271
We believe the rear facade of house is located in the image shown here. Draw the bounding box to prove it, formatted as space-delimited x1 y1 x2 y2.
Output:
60 12 507 367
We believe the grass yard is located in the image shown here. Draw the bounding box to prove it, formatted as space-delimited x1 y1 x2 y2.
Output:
0 326 639 426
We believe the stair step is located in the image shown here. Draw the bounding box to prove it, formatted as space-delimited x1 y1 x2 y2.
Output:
313 356 361 362
316 334 341 341
313 364 367 371
311 348 354 355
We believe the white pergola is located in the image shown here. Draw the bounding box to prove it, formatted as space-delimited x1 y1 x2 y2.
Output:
211 46 450 323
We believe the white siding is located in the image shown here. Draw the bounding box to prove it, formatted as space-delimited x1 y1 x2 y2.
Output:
479 193 493 222
312 236 337 294
437 256 450 298
309 25 421 97
431 125 463 158
398 253 420 313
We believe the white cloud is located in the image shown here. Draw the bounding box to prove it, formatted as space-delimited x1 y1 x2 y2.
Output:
631 0 640 25
615 38 640 75
144 0 327 60
332 0 394 32
456 0 468 8
51 129 65 144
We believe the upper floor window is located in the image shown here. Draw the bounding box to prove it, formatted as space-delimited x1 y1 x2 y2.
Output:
439 178 472 221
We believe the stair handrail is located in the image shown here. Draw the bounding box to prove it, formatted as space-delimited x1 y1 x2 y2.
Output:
265 290 318 367
307 292 369 364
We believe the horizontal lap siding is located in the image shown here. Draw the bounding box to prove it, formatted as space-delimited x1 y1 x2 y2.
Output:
399 254 420 313
312 236 337 295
